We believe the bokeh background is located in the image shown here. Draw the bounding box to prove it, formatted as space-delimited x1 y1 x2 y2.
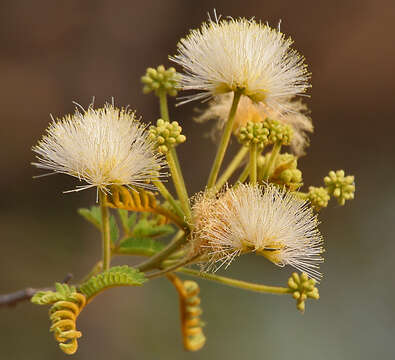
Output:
1 0 394 359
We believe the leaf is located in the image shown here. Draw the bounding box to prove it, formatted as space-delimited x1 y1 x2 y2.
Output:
117 209 137 234
117 209 129 231
118 237 165 256
31 283 78 305
132 218 175 238
77 207 101 230
110 215 119 244
79 266 147 300
127 213 137 229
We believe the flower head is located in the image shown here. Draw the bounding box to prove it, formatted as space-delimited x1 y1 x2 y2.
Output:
196 94 313 156
171 15 310 110
191 183 324 280
32 103 166 192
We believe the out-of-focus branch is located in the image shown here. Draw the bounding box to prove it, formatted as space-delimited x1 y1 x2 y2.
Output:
0 273 73 308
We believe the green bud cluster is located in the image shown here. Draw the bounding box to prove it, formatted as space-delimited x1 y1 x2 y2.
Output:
324 170 355 206
287 272 319 313
307 186 330 211
141 65 179 97
260 153 302 190
148 119 186 154
238 121 269 150
263 118 293 145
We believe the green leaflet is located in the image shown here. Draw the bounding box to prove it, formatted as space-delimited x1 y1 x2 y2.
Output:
117 209 137 234
79 266 147 300
78 207 101 230
118 237 165 256
78 206 119 244
132 218 174 238
31 283 78 305
109 215 119 244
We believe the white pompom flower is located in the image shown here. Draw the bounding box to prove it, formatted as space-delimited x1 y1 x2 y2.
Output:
32 103 166 193
171 15 310 111
192 183 324 280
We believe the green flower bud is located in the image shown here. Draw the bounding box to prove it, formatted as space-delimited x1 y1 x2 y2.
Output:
263 118 293 146
287 272 320 313
260 152 303 190
238 121 269 150
308 186 330 211
141 65 180 97
149 119 186 154
324 170 355 206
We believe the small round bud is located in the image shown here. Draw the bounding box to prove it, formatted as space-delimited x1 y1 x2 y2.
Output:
149 119 186 154
263 118 293 146
141 65 180 97
308 186 330 211
287 272 320 313
238 121 269 150
324 169 356 206
261 153 302 190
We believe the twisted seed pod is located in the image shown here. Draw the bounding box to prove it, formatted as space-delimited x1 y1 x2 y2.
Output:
106 185 185 228
167 274 206 351
49 293 86 355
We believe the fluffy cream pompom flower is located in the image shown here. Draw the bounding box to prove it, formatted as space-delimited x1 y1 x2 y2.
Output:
196 94 313 156
191 183 323 280
32 103 166 192
171 16 310 109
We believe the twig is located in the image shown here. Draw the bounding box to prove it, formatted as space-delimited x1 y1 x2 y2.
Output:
0 288 41 307
0 273 73 308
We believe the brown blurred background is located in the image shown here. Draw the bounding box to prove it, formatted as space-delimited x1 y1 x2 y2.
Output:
1 0 394 359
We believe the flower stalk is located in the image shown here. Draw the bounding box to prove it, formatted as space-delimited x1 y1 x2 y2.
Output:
99 190 111 271
215 146 249 191
262 142 282 181
249 143 258 185
178 268 291 295
207 90 242 188
153 179 185 220
166 148 191 220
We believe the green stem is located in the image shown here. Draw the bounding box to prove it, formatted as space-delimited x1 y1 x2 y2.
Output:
262 142 282 181
158 90 169 122
237 163 250 184
207 90 242 188
99 191 111 271
135 230 187 272
215 146 249 191
178 268 291 295
153 179 185 220
166 148 191 220
146 255 199 280
249 143 257 185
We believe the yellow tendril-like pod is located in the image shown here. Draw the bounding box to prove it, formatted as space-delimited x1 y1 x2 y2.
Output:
106 185 185 228
31 283 86 355
167 274 206 351
49 293 86 355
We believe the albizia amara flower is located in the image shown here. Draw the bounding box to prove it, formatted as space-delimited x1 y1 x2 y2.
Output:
191 183 324 280
171 16 310 110
32 103 165 192
196 94 313 156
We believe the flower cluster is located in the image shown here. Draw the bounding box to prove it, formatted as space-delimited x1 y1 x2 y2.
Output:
26 11 356 356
